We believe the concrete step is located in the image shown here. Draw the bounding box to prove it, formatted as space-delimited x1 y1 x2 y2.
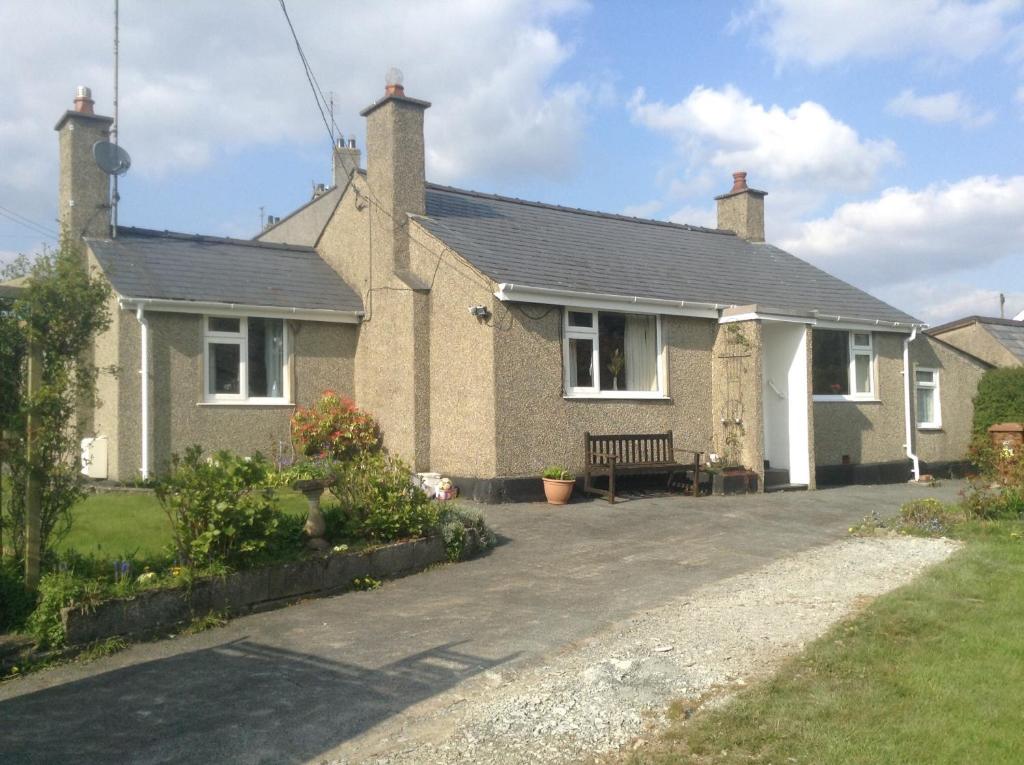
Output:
764 467 790 488
765 483 809 493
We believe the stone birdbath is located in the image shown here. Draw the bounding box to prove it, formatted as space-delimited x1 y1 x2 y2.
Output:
292 476 337 553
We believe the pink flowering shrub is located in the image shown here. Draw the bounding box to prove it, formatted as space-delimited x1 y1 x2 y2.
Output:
290 390 381 461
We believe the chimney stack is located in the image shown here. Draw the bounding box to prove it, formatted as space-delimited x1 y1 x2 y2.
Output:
359 69 431 274
715 171 767 243
55 85 114 248
332 135 361 186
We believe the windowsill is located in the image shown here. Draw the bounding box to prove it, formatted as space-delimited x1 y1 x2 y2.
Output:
917 425 943 431
197 401 294 407
813 395 880 403
564 392 670 401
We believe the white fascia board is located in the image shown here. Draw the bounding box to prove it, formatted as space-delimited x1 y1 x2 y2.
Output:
813 317 919 334
118 297 363 324
493 283 721 319
720 309 921 333
719 312 816 326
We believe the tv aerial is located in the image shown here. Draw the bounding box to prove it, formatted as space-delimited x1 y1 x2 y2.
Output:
93 140 132 176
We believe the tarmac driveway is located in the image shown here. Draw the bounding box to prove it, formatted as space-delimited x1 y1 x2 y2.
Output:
0 482 963 764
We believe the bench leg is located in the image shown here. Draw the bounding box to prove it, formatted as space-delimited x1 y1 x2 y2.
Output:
608 463 616 504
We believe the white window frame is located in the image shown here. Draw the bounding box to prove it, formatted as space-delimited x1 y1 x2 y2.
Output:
202 316 291 405
562 308 667 399
813 330 877 402
914 367 942 429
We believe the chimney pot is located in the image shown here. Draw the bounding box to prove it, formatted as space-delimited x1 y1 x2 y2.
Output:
73 85 95 115
384 67 405 97
730 171 748 194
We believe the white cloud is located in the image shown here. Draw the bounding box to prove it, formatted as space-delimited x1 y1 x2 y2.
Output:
886 89 995 127
735 0 1023 67
874 281 1024 325
629 84 898 195
620 200 663 219
0 0 592 240
780 175 1024 290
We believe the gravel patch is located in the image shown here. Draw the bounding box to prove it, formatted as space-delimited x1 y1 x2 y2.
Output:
340 535 959 765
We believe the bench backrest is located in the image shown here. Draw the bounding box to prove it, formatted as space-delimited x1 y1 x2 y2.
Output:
585 431 675 467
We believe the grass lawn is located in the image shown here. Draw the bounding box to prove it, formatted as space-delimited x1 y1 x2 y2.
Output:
630 519 1024 765
57 488 312 560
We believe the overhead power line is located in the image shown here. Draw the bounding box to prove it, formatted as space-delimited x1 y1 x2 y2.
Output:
278 0 335 146
0 205 58 240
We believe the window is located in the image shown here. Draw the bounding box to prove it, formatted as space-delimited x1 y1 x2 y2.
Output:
203 316 289 403
563 309 663 397
812 329 874 399
915 368 941 428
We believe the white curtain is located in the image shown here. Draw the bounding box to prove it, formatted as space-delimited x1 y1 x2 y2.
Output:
265 320 285 397
624 314 657 391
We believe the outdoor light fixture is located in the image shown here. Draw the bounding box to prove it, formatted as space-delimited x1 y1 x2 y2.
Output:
468 305 490 320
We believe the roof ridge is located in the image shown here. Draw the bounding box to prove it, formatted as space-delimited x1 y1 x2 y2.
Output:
424 182 735 236
90 226 316 253
929 314 1024 334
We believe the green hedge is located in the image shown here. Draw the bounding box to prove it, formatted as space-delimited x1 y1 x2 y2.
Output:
972 367 1024 435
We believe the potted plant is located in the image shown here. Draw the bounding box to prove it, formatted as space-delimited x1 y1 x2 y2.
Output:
542 466 575 505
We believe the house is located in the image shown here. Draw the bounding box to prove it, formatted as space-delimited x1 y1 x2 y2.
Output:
928 316 1024 369
55 78 985 499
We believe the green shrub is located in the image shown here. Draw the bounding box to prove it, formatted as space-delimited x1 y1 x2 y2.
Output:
438 506 498 561
328 452 438 542
25 570 103 649
0 559 35 631
155 446 284 568
961 480 1024 521
290 390 381 461
972 367 1024 436
898 498 963 536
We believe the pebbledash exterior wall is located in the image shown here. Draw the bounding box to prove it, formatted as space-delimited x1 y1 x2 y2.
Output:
491 309 716 491
813 332 907 471
911 336 988 470
88 288 357 480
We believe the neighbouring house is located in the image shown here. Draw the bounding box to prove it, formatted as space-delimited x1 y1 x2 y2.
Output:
52 78 987 499
928 315 1024 369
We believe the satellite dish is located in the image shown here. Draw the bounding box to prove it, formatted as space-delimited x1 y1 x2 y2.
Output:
93 140 132 176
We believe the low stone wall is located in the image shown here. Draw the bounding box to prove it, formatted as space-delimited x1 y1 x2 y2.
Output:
61 535 455 646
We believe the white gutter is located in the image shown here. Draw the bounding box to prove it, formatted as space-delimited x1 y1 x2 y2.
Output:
119 297 363 324
903 326 921 481
135 305 150 481
494 283 722 318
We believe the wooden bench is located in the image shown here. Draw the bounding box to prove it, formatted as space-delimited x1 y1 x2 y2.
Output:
583 431 705 504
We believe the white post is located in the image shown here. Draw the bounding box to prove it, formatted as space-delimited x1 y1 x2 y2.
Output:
136 305 149 480
903 327 921 481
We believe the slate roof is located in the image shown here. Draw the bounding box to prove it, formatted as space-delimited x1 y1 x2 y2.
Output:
86 227 362 314
985 322 1024 362
415 184 920 325
930 316 1024 363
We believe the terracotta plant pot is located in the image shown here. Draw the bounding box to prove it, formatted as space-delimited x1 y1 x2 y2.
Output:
542 477 575 505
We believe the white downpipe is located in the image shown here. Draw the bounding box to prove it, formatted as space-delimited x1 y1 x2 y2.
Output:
136 306 150 480
903 327 920 481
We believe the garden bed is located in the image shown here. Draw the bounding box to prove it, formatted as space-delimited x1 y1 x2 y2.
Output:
60 530 483 646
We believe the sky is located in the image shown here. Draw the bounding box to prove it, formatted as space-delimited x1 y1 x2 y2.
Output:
2 0 1023 325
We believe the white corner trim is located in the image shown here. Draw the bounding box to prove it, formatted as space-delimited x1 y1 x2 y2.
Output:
494 283 721 319
118 297 362 324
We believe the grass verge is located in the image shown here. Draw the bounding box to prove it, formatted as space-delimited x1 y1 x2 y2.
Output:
57 488 311 558
630 519 1024 765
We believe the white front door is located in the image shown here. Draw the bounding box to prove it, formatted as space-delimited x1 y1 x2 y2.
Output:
761 322 810 485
